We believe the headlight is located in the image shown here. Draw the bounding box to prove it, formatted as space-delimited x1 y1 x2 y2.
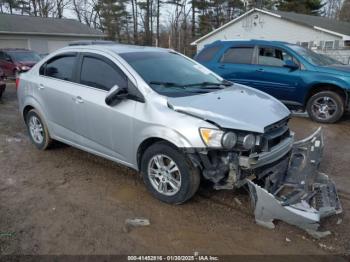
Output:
199 128 224 148
242 134 256 150
21 65 30 71
221 132 237 149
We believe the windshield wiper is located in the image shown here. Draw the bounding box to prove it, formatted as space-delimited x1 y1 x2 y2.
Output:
185 81 232 88
149 81 186 89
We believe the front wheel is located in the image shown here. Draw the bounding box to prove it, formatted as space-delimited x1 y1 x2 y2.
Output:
306 91 344 123
141 142 200 204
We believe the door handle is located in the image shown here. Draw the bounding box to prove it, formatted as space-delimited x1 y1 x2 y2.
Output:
73 96 84 104
256 68 265 72
38 84 45 90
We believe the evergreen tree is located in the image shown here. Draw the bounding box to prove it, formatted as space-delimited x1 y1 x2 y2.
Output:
277 0 325 15
99 0 128 41
339 0 350 22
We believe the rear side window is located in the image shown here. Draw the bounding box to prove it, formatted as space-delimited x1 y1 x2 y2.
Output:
80 56 127 91
220 47 254 64
196 46 220 62
41 54 76 81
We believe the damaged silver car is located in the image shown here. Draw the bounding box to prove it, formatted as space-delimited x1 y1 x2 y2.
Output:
17 43 342 235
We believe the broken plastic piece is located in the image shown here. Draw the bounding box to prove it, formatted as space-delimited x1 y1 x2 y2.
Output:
247 127 342 238
125 218 150 227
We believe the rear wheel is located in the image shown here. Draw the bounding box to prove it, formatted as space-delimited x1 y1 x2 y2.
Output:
141 142 200 204
306 91 344 123
26 109 52 150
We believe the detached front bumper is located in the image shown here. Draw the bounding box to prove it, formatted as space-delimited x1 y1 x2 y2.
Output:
247 127 342 238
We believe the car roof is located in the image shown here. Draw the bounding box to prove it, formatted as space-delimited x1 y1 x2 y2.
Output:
0 48 32 52
61 43 172 55
208 39 296 47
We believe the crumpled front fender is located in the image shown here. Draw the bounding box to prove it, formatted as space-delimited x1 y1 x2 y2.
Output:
247 127 342 238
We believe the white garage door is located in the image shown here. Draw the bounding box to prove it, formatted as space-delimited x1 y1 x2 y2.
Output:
47 41 69 52
0 39 28 49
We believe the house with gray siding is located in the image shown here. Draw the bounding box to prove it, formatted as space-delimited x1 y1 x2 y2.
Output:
0 13 104 54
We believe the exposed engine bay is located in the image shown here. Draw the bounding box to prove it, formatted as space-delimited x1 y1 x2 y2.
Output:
190 127 342 237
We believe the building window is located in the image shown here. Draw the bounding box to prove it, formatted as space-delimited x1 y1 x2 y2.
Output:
301 42 309 48
324 41 334 49
334 40 340 49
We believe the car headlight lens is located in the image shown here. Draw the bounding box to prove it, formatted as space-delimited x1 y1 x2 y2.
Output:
242 134 256 150
199 128 224 148
221 132 237 149
20 65 30 71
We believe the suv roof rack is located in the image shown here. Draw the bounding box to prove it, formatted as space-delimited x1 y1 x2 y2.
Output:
68 40 116 46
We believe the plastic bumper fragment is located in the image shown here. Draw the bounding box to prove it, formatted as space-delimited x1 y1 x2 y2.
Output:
247 127 342 238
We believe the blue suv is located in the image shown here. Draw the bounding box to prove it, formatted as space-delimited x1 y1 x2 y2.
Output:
194 40 350 123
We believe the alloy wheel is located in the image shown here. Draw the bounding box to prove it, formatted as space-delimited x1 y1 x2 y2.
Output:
311 96 338 121
147 154 182 196
28 115 44 144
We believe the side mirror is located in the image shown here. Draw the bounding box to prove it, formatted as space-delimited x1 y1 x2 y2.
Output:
105 85 128 106
46 66 58 77
5 57 12 62
284 60 299 70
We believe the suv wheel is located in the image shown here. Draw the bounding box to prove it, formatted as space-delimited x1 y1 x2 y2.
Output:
141 142 200 204
26 109 52 150
306 91 344 123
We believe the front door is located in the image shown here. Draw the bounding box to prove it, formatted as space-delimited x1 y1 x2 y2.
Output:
73 53 137 163
0 51 14 76
251 46 303 102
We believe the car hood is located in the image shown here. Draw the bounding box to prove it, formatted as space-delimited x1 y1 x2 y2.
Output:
167 84 290 133
317 64 350 76
17 61 36 67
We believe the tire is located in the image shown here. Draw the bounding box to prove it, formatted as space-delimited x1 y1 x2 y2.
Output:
141 142 200 204
26 109 52 150
306 91 344 123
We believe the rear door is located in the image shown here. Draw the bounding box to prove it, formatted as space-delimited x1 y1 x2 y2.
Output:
252 46 303 101
37 53 81 143
211 46 258 87
73 52 137 163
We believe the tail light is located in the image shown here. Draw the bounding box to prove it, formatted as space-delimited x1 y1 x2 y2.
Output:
15 77 20 89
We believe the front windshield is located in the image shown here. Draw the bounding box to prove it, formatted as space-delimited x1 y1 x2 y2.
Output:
288 45 343 66
120 51 227 97
9 51 41 62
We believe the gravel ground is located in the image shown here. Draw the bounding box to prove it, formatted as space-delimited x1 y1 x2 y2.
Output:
0 83 349 255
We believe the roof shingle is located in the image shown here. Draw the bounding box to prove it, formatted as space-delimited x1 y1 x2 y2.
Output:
273 10 350 36
0 13 104 36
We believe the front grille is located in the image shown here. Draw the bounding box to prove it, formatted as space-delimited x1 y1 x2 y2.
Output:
261 117 290 152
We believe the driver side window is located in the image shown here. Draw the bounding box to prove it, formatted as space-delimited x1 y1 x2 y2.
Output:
258 47 300 68
79 55 127 91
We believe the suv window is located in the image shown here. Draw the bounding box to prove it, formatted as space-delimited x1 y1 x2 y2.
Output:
258 47 300 67
220 47 254 64
196 46 220 62
80 56 127 91
41 54 77 81
0 52 4 60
